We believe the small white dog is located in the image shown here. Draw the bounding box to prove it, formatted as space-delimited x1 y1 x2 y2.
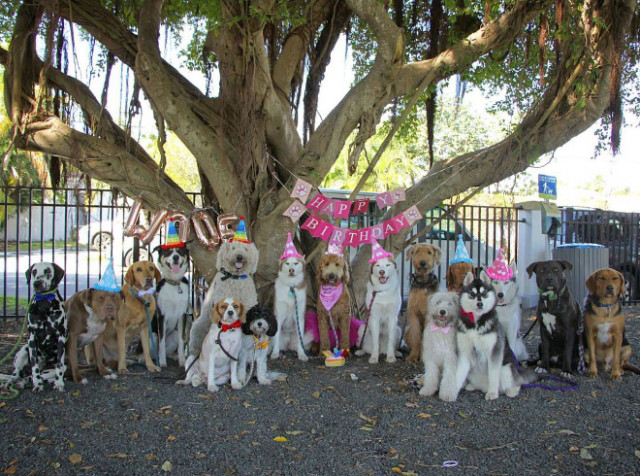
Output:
272 234 308 361
177 298 245 392
489 261 529 362
419 292 459 401
356 242 401 364
238 305 286 385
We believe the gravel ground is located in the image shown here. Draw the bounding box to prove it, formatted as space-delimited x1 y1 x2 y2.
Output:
0 309 639 476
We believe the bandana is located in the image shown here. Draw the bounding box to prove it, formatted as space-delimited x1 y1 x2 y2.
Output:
254 335 270 349
320 283 343 311
461 308 475 323
429 324 451 334
220 320 242 332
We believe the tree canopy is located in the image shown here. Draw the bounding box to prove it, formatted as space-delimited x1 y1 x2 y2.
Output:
1 0 638 302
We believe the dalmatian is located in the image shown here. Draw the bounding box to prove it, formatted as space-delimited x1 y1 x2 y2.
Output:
2 263 68 392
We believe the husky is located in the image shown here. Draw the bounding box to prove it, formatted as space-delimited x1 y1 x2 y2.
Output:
489 261 529 362
454 271 534 401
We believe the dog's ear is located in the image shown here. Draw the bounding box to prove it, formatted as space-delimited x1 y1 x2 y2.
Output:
432 245 442 265
153 264 162 283
526 262 540 278
52 263 65 286
558 260 573 273
124 265 135 286
86 288 94 304
247 244 259 275
479 269 491 285
405 246 414 262
152 245 162 256
445 266 454 291
25 264 35 284
585 271 598 295
463 271 474 287
238 301 246 323
615 270 626 300
509 260 517 277
267 311 278 337
210 301 222 325
215 243 227 271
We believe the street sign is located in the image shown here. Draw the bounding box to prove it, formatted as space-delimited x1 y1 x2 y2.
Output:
538 174 557 200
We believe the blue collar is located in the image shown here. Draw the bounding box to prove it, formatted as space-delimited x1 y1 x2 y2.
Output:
220 268 248 281
34 289 59 302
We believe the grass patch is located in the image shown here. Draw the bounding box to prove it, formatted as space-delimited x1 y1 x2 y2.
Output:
0 296 29 318
4 240 80 253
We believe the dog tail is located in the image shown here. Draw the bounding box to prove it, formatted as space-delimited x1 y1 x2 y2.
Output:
623 363 640 375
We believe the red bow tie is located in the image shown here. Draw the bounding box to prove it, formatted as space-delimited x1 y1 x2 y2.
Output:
220 320 242 332
461 309 475 323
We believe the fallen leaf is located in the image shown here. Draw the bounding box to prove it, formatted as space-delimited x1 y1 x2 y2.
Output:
558 429 577 435
145 454 157 461
72 390 80 397
195 453 206 460
3 466 18 474
0 402 5 408
591 391 597 398
161 461 173 472
80 421 95 429
569 446 579 454
391 468 403 474
547 420 557 425
579 448 593 460
359 425 373 432
79 466 94 471
404 402 419 408
197 394 213 400
107 453 132 458
247 421 256 425
25 409 35 418
458 411 469 419
312 391 320 399
286 431 303 436
69 454 82 464
50 462 60 469
359 413 376 425
273 436 287 442
38 425 48 432
242 402 251 408
417 413 431 419
634 450 640 459
131 432 139 439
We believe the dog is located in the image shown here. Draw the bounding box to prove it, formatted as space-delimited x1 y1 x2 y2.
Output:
489 261 529 362
454 271 532 401
316 252 351 352
65 288 123 384
189 238 259 361
101 261 162 374
178 298 245 392
2 263 67 392
355 254 402 363
404 244 442 362
446 262 475 292
272 255 308 361
526 260 583 377
419 292 459 401
153 245 190 367
238 305 285 385
584 268 637 380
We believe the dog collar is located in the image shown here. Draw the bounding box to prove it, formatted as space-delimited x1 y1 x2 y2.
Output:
220 268 248 281
254 335 269 349
34 289 59 302
410 272 437 289
219 320 242 332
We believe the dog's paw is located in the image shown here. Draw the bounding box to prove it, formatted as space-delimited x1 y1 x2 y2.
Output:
175 378 190 386
207 384 219 393
439 391 458 402
80 378 88 385
32 384 44 393
368 355 379 364
354 349 365 357
560 371 575 379
147 364 161 373
118 367 129 374
297 353 309 362
419 385 436 397
258 378 272 385
53 381 65 392
587 370 598 379
505 386 520 398
406 354 420 364
386 355 397 364
610 372 622 381
535 366 548 374
484 391 499 401
191 375 202 387
178 358 186 367
231 381 243 390
104 373 117 380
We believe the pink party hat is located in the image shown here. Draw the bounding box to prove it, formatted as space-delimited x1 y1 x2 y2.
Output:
280 232 303 260
486 248 514 281
369 239 393 264
326 242 344 257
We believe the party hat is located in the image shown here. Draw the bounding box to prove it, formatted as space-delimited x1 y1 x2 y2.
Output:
369 239 393 264
231 217 251 244
93 257 121 292
162 220 185 249
280 232 303 260
486 248 513 281
450 234 473 264
326 242 344 257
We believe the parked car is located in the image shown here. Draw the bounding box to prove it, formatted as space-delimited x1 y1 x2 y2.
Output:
75 218 160 267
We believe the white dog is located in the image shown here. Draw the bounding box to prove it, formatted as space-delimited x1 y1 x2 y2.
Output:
489 262 529 362
355 245 401 364
238 305 286 385
177 298 245 392
419 292 459 402
272 255 308 361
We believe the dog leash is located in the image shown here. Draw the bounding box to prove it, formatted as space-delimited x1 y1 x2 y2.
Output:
357 291 377 350
512 350 579 392
290 286 312 358
214 326 240 362
0 300 32 400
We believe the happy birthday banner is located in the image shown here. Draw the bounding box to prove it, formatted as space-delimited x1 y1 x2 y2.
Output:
283 178 421 246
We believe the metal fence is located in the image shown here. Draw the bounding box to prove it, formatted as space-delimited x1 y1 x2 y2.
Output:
1 186 521 318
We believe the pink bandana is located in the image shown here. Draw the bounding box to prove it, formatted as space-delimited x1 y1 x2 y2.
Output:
429 324 451 334
320 283 343 311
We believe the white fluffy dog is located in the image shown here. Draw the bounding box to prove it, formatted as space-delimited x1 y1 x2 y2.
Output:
177 298 245 392
188 236 258 361
355 245 402 364
419 292 459 401
272 254 308 361
489 262 529 362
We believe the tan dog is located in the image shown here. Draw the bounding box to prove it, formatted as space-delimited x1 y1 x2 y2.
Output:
446 262 475 292
316 253 351 352
65 289 123 384
404 244 442 363
102 261 162 373
584 268 634 380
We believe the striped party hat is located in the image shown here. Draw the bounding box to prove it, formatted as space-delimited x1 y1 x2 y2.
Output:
231 217 251 244
162 220 185 249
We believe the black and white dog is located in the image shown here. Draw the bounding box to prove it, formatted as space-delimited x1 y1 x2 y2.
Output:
153 246 190 367
454 271 533 401
2 263 67 392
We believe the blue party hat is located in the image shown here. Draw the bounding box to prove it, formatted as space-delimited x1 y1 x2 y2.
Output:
450 234 473 264
93 257 122 292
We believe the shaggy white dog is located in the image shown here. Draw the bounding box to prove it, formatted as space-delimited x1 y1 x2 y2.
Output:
188 239 259 360
419 292 459 402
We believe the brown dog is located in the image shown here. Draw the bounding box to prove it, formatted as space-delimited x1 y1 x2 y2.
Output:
584 268 634 380
404 244 442 362
102 261 162 373
65 289 123 384
316 253 351 352
446 262 475 292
